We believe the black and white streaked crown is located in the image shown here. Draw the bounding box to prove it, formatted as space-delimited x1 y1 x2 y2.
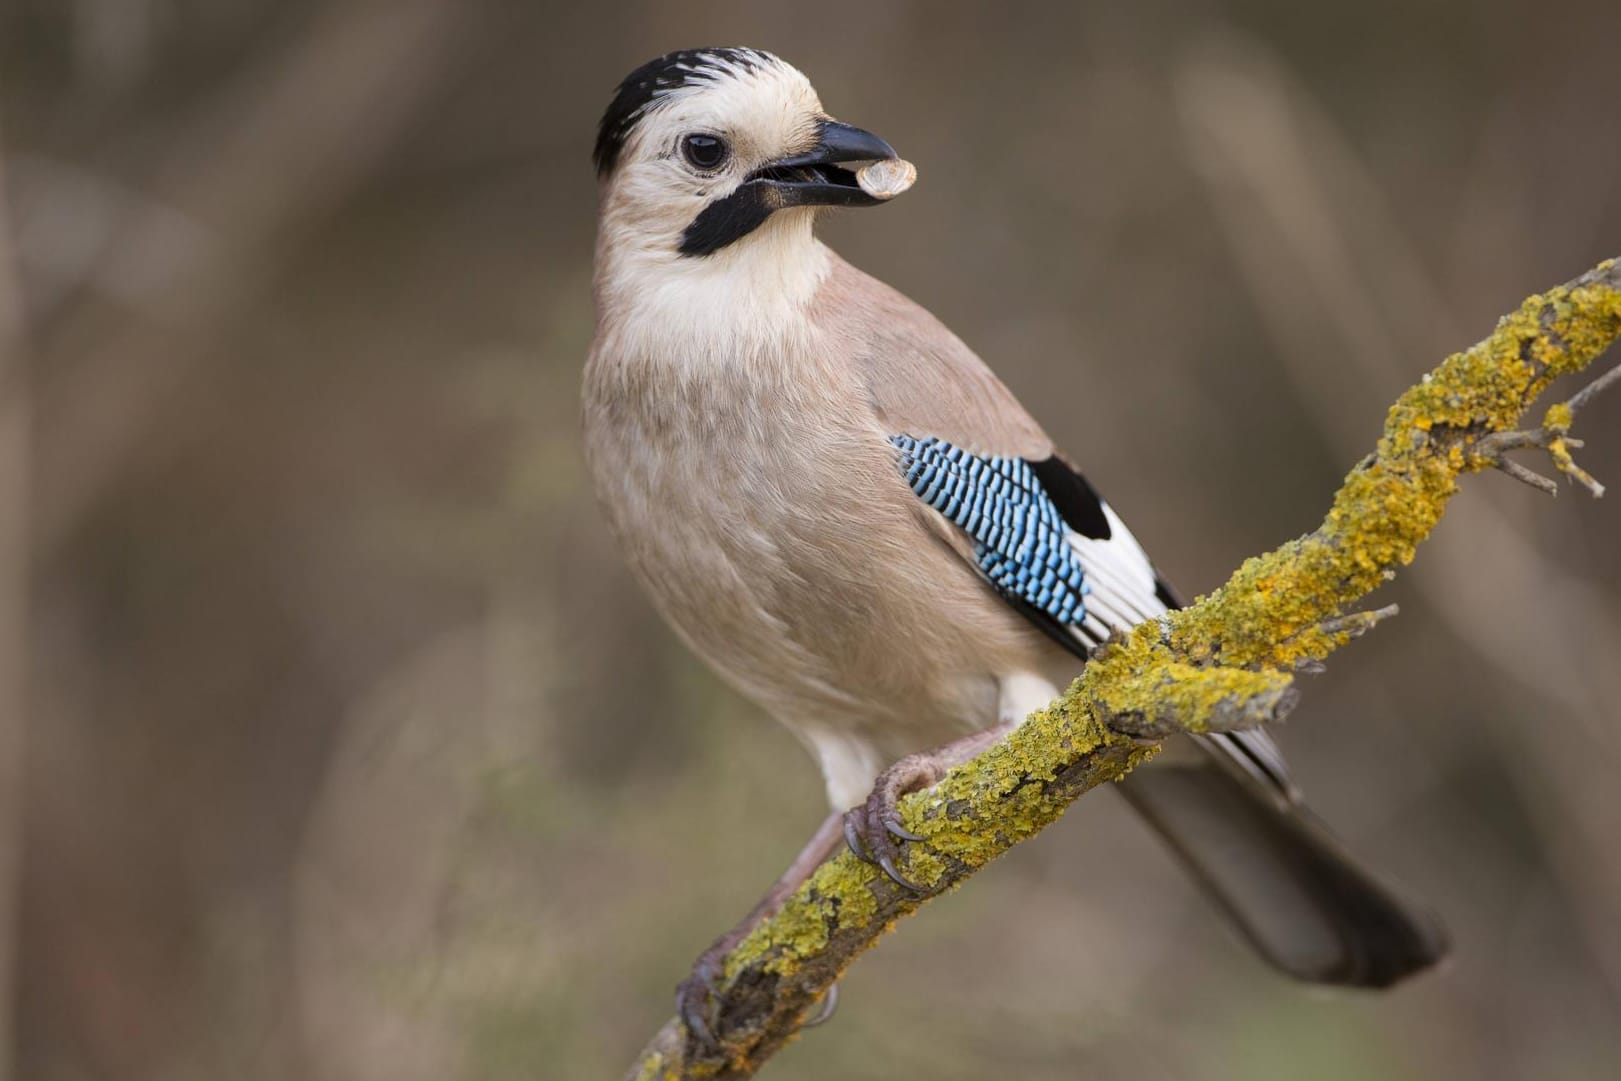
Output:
593 47 777 177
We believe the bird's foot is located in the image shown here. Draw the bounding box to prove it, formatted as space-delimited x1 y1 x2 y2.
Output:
676 936 734 1050
674 811 850 1049
841 752 945 892
677 938 840 1048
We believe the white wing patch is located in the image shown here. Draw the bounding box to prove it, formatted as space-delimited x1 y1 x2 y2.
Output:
1067 504 1168 648
1068 506 1298 798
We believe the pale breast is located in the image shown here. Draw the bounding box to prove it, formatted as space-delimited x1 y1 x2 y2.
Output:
581 336 1049 757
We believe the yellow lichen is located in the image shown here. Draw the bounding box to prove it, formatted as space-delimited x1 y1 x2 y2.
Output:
723 854 885 979
1129 266 1621 677
632 1052 673 1081
1544 401 1574 433
644 261 1621 1079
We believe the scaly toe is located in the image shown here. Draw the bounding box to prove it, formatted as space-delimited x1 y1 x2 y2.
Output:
844 804 928 892
842 811 870 861
676 952 725 1050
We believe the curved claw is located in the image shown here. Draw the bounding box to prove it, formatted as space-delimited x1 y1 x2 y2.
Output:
885 819 924 842
842 756 945 892
842 813 869 861
803 983 839 1027
845 808 925 890
877 852 926 893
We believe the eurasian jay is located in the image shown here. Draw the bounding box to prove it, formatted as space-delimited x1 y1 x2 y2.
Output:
581 47 1446 1038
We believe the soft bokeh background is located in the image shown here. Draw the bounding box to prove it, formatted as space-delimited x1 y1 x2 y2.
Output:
3 2 1621 1079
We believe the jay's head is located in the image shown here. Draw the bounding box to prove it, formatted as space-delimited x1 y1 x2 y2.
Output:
593 48 899 260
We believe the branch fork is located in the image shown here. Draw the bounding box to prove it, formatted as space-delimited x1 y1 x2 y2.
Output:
1472 363 1621 497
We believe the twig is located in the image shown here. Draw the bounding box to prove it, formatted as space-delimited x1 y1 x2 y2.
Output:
1565 361 1621 416
1316 603 1401 641
1471 363 1621 498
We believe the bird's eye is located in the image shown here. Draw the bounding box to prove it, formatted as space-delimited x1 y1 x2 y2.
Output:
681 133 729 171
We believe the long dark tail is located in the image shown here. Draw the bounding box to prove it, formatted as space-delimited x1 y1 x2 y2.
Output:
1118 731 1448 987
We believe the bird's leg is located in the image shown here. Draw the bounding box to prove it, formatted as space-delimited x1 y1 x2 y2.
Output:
679 727 1014 1042
677 810 845 1048
843 723 1016 891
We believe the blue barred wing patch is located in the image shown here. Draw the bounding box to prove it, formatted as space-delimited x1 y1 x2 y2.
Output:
890 435 1089 625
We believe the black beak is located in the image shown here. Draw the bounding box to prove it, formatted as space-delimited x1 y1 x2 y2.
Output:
679 118 900 257
768 121 898 173
745 119 899 208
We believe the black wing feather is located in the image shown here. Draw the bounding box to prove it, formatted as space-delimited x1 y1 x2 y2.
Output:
1028 456 1111 540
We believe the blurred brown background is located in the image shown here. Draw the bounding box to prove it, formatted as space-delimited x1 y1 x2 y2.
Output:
3 2 1621 1079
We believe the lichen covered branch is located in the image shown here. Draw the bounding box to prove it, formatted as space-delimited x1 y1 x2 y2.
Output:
1471 360 1621 497
627 259 1621 1081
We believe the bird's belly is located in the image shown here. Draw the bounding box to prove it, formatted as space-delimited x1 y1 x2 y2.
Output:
586 404 1046 755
